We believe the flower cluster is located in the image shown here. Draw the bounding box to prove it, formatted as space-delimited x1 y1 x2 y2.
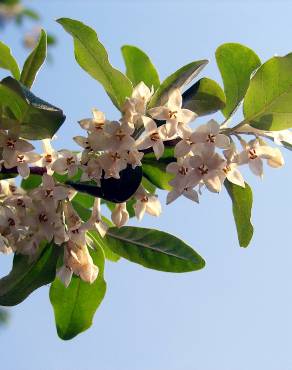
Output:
0 82 289 286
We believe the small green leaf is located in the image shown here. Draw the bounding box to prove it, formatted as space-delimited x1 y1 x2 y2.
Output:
50 245 106 340
225 180 254 248
0 76 66 139
142 147 175 190
89 231 120 263
21 174 42 190
182 77 226 116
21 8 40 21
216 43 261 118
106 226 205 272
20 29 47 88
121 45 160 90
243 53 292 130
57 18 133 110
0 40 20 80
149 59 208 108
0 242 60 306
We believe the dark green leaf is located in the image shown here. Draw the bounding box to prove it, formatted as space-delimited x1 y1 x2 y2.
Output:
57 18 132 110
0 76 66 139
68 165 142 203
50 245 106 340
121 45 160 90
225 179 254 248
0 40 20 79
243 53 292 130
216 43 261 118
20 29 47 88
182 77 226 116
0 242 60 306
142 147 175 190
106 226 205 272
149 59 208 108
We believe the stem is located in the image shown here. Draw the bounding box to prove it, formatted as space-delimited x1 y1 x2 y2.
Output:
0 166 47 176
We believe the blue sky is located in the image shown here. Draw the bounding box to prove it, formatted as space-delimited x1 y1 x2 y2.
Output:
1 1 292 369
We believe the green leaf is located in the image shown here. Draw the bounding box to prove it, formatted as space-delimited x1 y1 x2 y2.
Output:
216 43 261 118
0 40 20 80
182 77 226 116
224 180 254 248
243 53 292 130
89 231 120 262
50 245 106 340
0 76 66 139
149 59 208 108
106 226 205 272
20 29 47 89
0 242 60 306
121 45 160 90
142 147 175 190
57 18 132 110
21 8 40 21
67 165 142 203
21 174 42 190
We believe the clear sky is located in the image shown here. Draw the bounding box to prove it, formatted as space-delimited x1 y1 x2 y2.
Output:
1 1 292 369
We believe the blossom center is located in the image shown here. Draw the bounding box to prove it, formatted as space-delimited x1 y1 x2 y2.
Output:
168 110 178 119
198 164 209 175
45 154 53 163
8 217 15 226
66 156 75 165
39 213 48 223
6 138 17 149
16 198 25 207
17 154 25 163
206 134 216 143
248 149 257 160
150 132 160 142
115 129 126 141
178 166 188 176
223 165 231 174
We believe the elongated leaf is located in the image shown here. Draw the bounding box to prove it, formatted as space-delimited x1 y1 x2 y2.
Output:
106 226 205 272
50 245 106 340
0 40 20 79
0 77 65 139
216 43 261 118
121 45 160 90
0 242 60 306
21 174 42 190
149 59 208 108
20 29 47 88
57 18 132 110
142 147 175 190
243 53 292 130
182 77 226 116
225 180 254 248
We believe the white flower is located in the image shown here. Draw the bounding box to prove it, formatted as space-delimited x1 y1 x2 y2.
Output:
82 198 108 238
124 149 144 169
111 203 129 227
99 152 127 179
136 116 167 159
52 150 79 178
38 139 59 175
237 139 284 178
133 186 161 220
61 240 99 285
148 88 196 136
31 174 70 207
104 121 135 152
0 131 34 166
63 201 86 246
166 158 199 204
188 150 226 193
79 108 106 133
80 157 102 185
